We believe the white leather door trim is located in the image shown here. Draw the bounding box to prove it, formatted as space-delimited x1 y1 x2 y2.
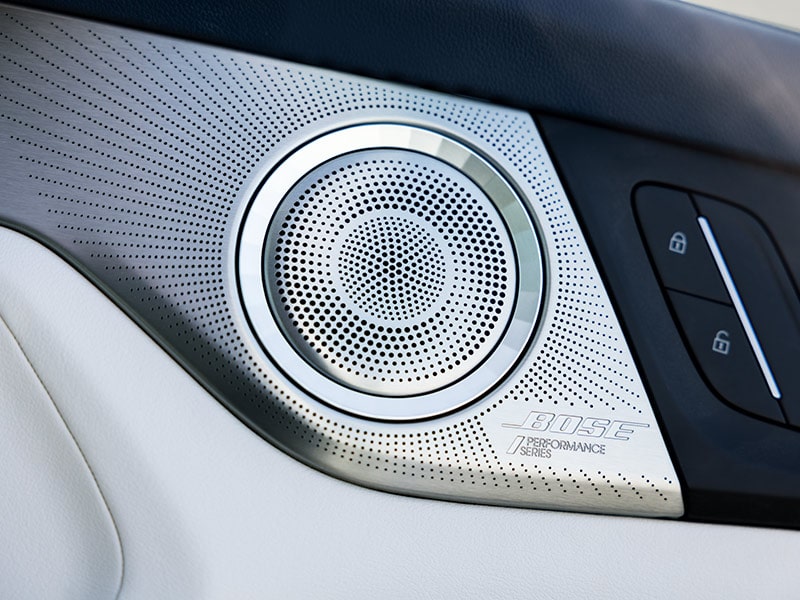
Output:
0 308 122 599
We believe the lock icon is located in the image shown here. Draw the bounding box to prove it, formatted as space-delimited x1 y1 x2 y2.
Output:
712 330 731 355
669 231 687 255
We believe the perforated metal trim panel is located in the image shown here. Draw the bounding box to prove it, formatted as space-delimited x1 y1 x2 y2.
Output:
0 5 682 517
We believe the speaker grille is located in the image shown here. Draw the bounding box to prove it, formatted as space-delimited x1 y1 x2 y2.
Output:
0 6 683 516
338 215 447 321
267 150 515 397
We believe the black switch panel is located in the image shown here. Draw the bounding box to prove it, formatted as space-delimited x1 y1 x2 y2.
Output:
635 186 729 304
635 184 799 428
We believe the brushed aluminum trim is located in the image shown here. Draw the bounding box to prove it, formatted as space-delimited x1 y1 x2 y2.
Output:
0 4 683 517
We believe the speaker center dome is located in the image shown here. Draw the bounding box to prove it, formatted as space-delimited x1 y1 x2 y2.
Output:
337 214 448 322
266 150 516 397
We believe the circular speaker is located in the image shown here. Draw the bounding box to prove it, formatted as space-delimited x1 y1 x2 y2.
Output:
238 124 544 420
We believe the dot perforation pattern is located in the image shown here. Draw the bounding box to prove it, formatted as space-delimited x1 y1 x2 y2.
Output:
268 150 514 396
0 6 682 518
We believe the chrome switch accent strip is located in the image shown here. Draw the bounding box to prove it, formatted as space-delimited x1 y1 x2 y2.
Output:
698 216 782 399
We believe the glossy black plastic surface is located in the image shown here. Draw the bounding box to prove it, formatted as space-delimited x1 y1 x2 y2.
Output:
541 115 800 528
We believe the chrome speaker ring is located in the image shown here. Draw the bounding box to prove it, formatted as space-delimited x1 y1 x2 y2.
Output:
237 123 544 420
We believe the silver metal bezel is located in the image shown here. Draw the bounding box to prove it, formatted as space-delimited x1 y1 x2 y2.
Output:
237 123 544 420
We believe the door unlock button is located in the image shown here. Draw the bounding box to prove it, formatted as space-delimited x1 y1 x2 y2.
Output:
667 290 784 423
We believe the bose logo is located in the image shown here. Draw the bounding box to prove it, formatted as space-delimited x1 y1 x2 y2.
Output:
503 411 649 441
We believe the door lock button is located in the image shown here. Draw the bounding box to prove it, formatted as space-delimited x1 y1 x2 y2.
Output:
635 185 730 304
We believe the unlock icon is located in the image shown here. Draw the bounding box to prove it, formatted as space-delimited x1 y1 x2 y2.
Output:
712 330 731 355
